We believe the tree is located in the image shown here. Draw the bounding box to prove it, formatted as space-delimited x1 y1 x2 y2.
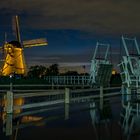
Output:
63 71 79 76
46 64 59 76
27 65 46 78
27 64 59 78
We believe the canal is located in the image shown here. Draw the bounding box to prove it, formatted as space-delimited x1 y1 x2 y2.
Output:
0 94 140 140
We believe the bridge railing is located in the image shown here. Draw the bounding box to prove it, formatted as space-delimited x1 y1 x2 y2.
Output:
2 87 121 114
2 87 121 136
44 75 90 85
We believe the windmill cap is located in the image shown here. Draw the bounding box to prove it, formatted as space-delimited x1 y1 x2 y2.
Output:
9 41 21 48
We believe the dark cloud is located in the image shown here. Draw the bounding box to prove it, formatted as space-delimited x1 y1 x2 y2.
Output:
0 0 140 34
26 53 91 64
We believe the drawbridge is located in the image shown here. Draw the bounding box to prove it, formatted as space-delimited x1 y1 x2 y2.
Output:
119 36 140 139
89 42 113 87
43 42 113 88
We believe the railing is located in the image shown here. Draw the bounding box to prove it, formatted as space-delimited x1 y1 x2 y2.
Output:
3 87 121 114
0 84 91 94
45 75 90 85
1 86 121 136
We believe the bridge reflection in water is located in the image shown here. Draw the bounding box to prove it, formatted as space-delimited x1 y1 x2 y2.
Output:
0 90 140 140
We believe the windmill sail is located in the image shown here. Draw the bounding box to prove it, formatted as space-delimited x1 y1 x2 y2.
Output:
12 15 21 42
23 38 48 48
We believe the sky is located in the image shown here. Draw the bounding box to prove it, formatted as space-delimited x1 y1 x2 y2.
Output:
0 0 140 72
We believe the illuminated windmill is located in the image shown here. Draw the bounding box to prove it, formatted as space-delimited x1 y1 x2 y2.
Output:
0 15 48 76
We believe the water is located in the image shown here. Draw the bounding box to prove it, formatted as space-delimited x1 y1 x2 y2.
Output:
0 95 140 140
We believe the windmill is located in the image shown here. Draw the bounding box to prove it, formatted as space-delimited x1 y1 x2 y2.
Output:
0 15 48 76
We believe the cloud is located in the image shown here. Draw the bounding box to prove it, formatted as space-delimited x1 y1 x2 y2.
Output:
0 0 140 34
25 53 92 67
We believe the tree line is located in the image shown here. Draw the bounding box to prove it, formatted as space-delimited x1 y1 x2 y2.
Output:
27 64 122 86
27 64 88 78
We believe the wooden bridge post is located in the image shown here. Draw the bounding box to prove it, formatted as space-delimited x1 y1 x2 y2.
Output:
100 86 103 110
4 91 13 136
6 91 13 114
10 82 13 92
65 88 70 104
65 88 70 120
6 114 13 136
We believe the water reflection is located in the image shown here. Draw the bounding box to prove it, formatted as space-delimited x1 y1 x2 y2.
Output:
0 97 25 119
0 97 44 140
0 97 124 140
64 103 69 120
1 96 140 140
5 114 12 136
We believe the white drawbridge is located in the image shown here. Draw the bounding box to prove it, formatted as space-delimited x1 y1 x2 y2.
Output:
119 36 140 140
89 42 113 87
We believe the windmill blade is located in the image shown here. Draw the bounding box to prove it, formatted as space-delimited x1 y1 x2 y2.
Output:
12 15 21 43
0 46 5 60
23 38 48 48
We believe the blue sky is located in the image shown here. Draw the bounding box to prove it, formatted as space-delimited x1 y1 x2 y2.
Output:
0 0 140 72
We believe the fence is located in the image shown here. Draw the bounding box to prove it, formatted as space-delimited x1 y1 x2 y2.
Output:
2 86 121 136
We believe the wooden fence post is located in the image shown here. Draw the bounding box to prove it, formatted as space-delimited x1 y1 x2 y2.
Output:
6 114 13 136
6 91 13 114
65 88 70 104
65 88 70 120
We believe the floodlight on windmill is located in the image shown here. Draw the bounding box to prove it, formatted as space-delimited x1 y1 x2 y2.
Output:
0 15 48 76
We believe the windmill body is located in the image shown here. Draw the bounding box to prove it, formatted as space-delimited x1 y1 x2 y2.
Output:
0 15 48 76
1 41 26 76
